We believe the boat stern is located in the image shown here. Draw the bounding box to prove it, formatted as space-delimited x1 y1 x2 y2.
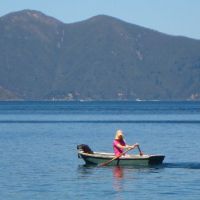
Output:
148 155 165 165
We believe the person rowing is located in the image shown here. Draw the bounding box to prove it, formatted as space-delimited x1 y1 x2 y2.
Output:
113 130 143 157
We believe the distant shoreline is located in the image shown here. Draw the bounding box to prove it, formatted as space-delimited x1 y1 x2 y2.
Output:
0 99 199 102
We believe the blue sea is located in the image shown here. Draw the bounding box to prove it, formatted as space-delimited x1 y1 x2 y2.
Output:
0 101 200 200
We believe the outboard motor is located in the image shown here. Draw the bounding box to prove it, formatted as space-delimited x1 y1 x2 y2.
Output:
77 144 94 154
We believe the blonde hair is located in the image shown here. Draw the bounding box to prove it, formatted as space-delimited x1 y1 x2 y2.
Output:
115 130 124 140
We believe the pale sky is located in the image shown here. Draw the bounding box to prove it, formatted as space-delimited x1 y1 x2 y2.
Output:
0 0 200 40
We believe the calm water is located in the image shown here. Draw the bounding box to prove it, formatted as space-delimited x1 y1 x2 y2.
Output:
0 101 200 200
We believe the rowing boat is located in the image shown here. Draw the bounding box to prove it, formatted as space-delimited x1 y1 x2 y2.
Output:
77 144 165 166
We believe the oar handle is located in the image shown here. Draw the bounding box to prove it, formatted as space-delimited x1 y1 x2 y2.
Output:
137 145 143 156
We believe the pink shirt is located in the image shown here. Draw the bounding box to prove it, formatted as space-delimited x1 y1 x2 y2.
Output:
113 139 126 156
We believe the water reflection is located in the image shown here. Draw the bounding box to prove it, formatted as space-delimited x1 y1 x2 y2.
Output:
77 165 165 200
112 166 124 200
113 166 124 179
112 167 124 194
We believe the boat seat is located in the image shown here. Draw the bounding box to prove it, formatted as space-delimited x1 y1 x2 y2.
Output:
77 144 94 154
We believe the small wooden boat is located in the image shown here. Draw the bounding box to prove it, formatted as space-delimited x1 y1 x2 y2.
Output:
77 144 165 166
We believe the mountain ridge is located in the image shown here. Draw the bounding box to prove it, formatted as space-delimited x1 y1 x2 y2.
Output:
0 10 200 100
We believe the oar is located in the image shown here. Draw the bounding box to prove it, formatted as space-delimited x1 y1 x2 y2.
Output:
98 147 134 167
137 145 143 156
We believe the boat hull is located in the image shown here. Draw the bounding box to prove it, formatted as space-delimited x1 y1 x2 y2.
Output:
78 152 165 166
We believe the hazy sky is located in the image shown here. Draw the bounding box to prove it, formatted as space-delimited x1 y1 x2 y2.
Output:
0 0 199 39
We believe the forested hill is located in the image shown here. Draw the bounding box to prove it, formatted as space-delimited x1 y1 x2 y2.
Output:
0 10 200 100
